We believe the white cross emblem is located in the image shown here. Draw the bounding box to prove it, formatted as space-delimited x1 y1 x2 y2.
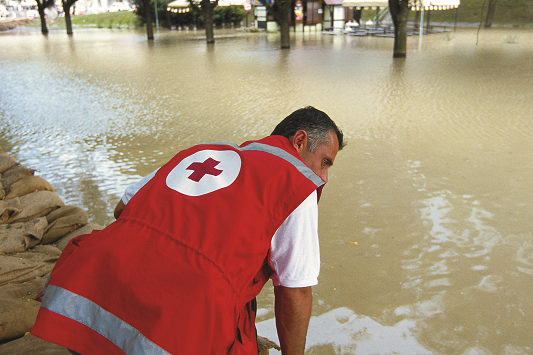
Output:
166 150 241 196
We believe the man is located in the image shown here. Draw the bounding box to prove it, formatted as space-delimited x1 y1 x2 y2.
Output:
31 106 344 355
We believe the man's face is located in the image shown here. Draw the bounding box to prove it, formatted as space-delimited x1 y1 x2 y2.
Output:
298 131 339 183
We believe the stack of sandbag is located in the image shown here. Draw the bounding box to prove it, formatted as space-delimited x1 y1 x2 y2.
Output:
0 145 104 347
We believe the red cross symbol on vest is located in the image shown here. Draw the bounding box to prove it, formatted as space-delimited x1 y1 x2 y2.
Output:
166 149 242 197
186 158 223 182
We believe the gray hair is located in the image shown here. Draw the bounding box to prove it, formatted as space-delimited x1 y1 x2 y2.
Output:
271 106 345 152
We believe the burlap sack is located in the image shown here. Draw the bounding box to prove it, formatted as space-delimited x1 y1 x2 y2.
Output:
257 336 281 355
0 217 48 254
55 222 104 251
0 180 5 200
0 276 47 343
0 197 22 224
0 153 18 174
7 191 65 224
46 205 87 224
6 176 54 199
41 206 88 245
0 333 71 355
1 164 37 191
0 251 57 287
31 244 63 259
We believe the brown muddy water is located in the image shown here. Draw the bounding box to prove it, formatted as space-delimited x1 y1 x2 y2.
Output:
1 26 533 354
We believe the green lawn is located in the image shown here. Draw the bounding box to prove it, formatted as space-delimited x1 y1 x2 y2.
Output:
42 10 138 29
409 0 533 27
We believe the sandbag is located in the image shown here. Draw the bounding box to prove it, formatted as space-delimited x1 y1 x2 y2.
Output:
0 276 47 343
0 273 47 302
0 153 18 174
46 205 87 224
41 206 89 245
0 297 40 344
0 251 58 287
7 191 64 224
31 244 63 259
258 336 281 355
6 176 54 199
0 180 5 200
0 197 22 224
0 333 71 355
0 217 48 254
1 164 37 191
55 222 104 251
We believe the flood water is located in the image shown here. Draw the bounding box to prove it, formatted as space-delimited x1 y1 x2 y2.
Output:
1 26 533 354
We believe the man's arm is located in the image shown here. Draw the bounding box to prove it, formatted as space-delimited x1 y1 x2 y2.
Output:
114 200 125 219
274 285 312 355
113 168 160 220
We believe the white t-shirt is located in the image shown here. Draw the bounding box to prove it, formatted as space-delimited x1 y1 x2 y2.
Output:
121 170 320 288
270 191 320 288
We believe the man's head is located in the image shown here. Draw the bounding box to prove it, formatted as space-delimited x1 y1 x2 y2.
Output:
271 106 345 183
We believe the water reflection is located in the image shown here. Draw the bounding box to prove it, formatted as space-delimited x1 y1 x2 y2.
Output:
2 27 533 354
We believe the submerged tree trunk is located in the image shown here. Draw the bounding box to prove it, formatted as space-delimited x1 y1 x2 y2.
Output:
259 0 291 49
36 0 54 35
189 0 217 43
389 0 410 58
201 0 216 43
484 0 497 28
65 9 73 34
278 0 291 49
143 0 154 39
38 7 48 34
62 0 77 35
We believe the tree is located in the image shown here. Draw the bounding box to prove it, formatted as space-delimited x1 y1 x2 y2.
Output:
389 0 410 58
131 0 155 38
35 0 55 34
258 0 292 49
187 0 218 43
484 0 498 28
62 0 78 35
201 0 218 43
143 0 155 39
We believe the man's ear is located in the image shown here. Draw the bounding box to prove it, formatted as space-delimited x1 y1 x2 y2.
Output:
290 130 308 154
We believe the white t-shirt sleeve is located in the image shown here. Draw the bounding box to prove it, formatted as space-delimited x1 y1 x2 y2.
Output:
121 168 159 205
270 190 320 288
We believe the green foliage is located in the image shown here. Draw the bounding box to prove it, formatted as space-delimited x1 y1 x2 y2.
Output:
504 34 518 43
131 0 245 29
424 0 533 26
213 5 246 26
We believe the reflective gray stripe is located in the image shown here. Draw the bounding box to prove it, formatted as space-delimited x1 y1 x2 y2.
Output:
41 285 170 355
201 142 325 188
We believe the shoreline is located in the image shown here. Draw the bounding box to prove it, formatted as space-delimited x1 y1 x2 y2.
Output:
0 18 32 31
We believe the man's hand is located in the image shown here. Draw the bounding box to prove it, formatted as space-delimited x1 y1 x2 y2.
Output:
274 286 312 355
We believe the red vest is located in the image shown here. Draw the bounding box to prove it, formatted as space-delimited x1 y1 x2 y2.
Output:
31 136 324 355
